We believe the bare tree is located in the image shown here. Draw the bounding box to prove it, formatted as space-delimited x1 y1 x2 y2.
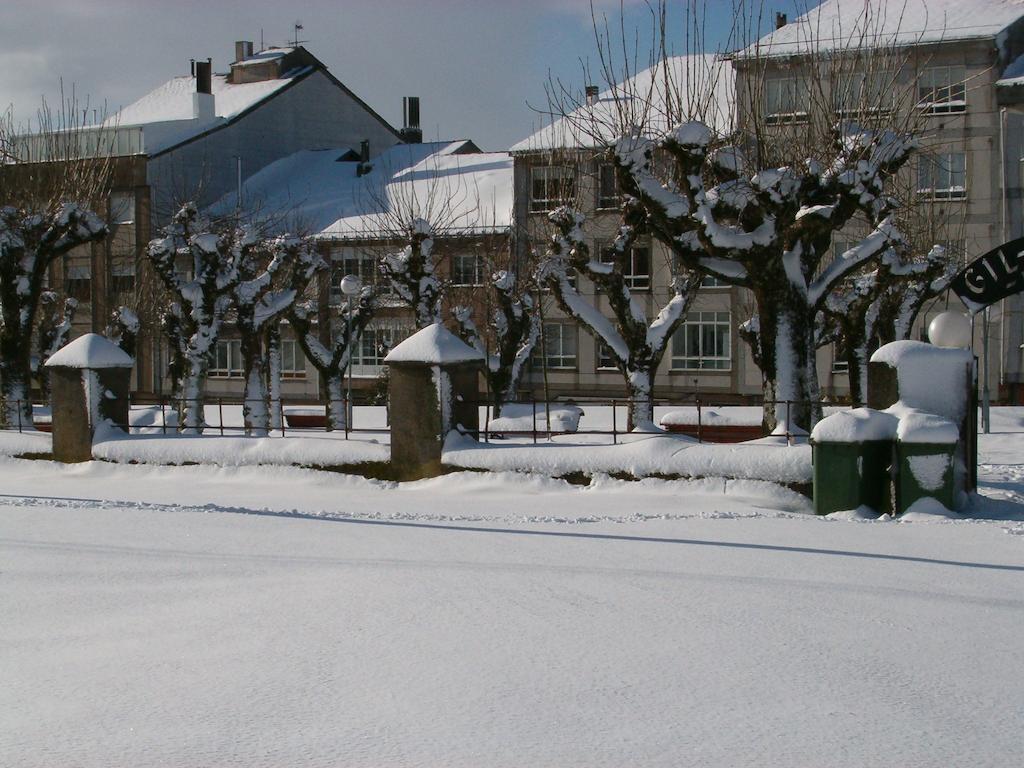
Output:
288 290 374 431
148 203 282 432
452 268 540 416
34 293 78 399
229 236 323 435
539 204 701 429
541 0 930 431
0 98 113 427
820 244 953 404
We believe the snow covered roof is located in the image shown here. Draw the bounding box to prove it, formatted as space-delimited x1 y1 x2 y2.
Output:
739 0 1024 59
212 140 514 239
384 323 484 365
509 54 734 153
45 333 134 369
102 65 312 155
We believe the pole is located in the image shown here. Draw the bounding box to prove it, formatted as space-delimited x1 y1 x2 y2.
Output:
983 307 992 434
346 294 354 437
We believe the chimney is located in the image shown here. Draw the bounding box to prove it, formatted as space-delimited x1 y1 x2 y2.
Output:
400 96 423 143
235 40 254 63
775 12 787 29
193 59 215 122
357 140 372 176
585 85 599 105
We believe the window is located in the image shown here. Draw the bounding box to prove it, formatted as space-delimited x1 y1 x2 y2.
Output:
833 71 891 113
110 260 135 298
918 66 967 114
598 242 651 290
109 191 135 225
700 275 728 288
211 340 243 378
530 165 576 212
831 345 849 374
534 323 577 369
764 78 808 121
596 341 617 370
918 153 966 199
597 163 618 209
351 324 412 376
65 264 91 303
280 340 306 379
671 312 731 370
451 253 484 286
330 247 378 304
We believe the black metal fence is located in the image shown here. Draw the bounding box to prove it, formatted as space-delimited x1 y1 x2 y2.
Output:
2 395 868 446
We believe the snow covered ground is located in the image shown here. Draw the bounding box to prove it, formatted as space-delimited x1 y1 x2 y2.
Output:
2 409 1023 766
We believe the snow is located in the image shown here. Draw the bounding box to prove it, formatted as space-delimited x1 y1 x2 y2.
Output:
44 333 134 369
2 451 1024 766
486 403 583 433
384 323 484 365
871 341 974 423
210 141 513 239
907 454 952 491
810 407 899 443
444 431 812 485
892 407 960 445
740 0 1024 58
510 54 735 152
661 407 764 427
91 427 387 468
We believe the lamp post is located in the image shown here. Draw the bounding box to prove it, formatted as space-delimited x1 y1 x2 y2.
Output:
340 274 362 435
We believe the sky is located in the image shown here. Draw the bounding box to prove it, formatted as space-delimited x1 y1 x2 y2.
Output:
1 0 813 151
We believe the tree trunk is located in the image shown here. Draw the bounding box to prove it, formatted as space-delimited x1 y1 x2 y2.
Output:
267 326 283 431
626 368 656 431
240 327 269 436
759 299 816 434
324 373 347 432
180 360 208 434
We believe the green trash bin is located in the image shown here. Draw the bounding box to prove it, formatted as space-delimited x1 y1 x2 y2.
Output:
810 409 898 516
894 410 958 514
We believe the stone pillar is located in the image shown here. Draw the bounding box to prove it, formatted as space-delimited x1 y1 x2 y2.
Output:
383 323 483 480
48 366 93 463
45 333 135 463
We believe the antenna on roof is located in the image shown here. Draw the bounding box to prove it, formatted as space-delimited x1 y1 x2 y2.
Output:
292 21 308 47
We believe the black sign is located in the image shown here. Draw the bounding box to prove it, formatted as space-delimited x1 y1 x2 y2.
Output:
951 237 1024 312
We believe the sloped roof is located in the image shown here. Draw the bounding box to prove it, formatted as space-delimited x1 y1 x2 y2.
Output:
211 140 514 239
103 66 311 155
739 0 1024 58
509 54 734 153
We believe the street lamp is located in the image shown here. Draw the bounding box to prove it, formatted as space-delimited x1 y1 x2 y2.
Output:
340 274 362 434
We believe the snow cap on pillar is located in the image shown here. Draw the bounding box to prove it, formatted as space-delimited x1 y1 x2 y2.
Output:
45 333 134 369
384 323 484 365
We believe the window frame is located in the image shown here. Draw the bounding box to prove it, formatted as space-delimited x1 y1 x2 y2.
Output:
530 164 577 212
210 339 243 378
763 77 809 123
535 322 578 370
596 241 652 292
330 246 379 305
596 163 619 210
451 253 485 287
670 311 732 371
917 152 967 200
64 263 92 303
280 339 306 379
918 66 967 114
